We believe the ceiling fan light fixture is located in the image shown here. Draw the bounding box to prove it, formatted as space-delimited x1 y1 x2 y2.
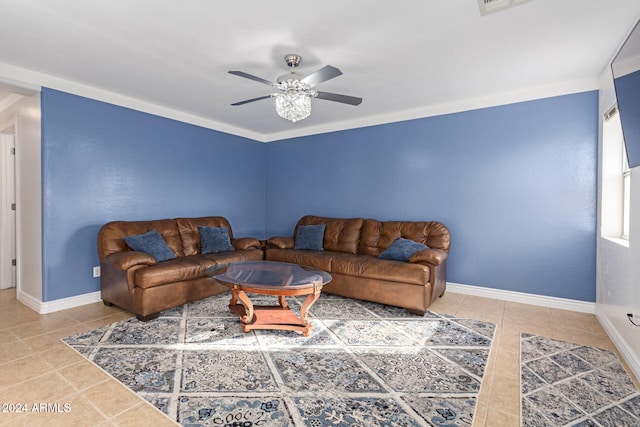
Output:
273 79 317 123
275 92 312 123
229 54 362 123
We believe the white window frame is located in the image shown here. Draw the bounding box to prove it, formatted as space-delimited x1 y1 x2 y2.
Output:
622 142 630 240
602 106 630 242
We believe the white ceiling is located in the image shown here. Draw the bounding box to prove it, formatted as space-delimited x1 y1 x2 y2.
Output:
1 0 639 142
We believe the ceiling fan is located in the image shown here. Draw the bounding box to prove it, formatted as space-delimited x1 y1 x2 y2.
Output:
229 54 362 123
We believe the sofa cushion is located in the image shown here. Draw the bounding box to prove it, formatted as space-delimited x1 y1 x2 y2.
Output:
232 237 262 251
294 224 326 250
199 226 234 253
123 229 176 262
268 236 294 249
134 256 214 289
330 254 430 286
98 219 185 259
295 216 364 254
359 219 450 256
265 248 335 272
379 237 428 261
201 248 264 266
134 250 264 290
176 217 234 256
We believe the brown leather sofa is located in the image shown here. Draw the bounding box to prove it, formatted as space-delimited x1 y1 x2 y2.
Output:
266 215 450 315
98 216 263 321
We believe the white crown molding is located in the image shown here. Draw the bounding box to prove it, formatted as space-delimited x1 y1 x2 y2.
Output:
0 76 39 95
264 77 600 142
1 62 599 144
612 54 640 78
0 62 267 143
446 282 596 313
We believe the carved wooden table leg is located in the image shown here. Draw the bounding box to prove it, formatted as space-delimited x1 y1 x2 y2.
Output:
215 264 330 337
278 295 289 309
229 289 238 306
298 284 322 336
228 286 255 331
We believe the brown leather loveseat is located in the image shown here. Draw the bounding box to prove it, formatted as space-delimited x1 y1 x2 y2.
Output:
266 215 451 315
98 216 263 320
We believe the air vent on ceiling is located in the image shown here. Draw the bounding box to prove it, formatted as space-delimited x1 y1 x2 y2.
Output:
478 0 535 16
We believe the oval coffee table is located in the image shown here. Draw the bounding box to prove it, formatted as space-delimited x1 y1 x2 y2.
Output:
212 261 332 336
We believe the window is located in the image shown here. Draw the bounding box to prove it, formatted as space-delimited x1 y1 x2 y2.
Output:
622 142 630 239
602 106 630 241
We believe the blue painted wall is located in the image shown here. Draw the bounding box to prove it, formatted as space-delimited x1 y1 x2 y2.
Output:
266 92 598 301
39 89 598 303
41 88 266 301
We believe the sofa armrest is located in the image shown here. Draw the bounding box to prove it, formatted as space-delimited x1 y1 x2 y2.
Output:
103 251 157 270
409 248 449 266
268 236 294 249
232 237 261 250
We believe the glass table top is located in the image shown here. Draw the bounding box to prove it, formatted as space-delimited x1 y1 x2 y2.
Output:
211 261 332 290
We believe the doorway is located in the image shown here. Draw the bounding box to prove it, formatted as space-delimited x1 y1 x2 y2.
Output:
0 127 16 289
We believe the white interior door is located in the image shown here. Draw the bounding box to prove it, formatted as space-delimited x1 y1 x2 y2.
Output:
0 132 16 289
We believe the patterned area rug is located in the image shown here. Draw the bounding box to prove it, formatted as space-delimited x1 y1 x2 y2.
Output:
63 294 495 426
520 333 640 426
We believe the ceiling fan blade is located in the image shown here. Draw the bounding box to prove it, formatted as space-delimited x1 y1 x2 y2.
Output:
301 65 343 87
316 91 362 106
231 95 273 106
228 70 275 86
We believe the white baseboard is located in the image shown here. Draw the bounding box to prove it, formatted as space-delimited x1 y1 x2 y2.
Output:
16 290 41 313
18 290 101 314
15 281 637 382
18 282 597 315
595 307 640 383
446 282 596 313
446 282 640 381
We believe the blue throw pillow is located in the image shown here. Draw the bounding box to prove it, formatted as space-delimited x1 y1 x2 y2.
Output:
294 224 326 251
379 237 429 261
199 226 234 254
123 229 176 262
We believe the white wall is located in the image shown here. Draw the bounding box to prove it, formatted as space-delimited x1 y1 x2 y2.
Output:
0 92 42 305
596 69 640 380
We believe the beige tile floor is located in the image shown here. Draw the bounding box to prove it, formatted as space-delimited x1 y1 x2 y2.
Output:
0 287 637 426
